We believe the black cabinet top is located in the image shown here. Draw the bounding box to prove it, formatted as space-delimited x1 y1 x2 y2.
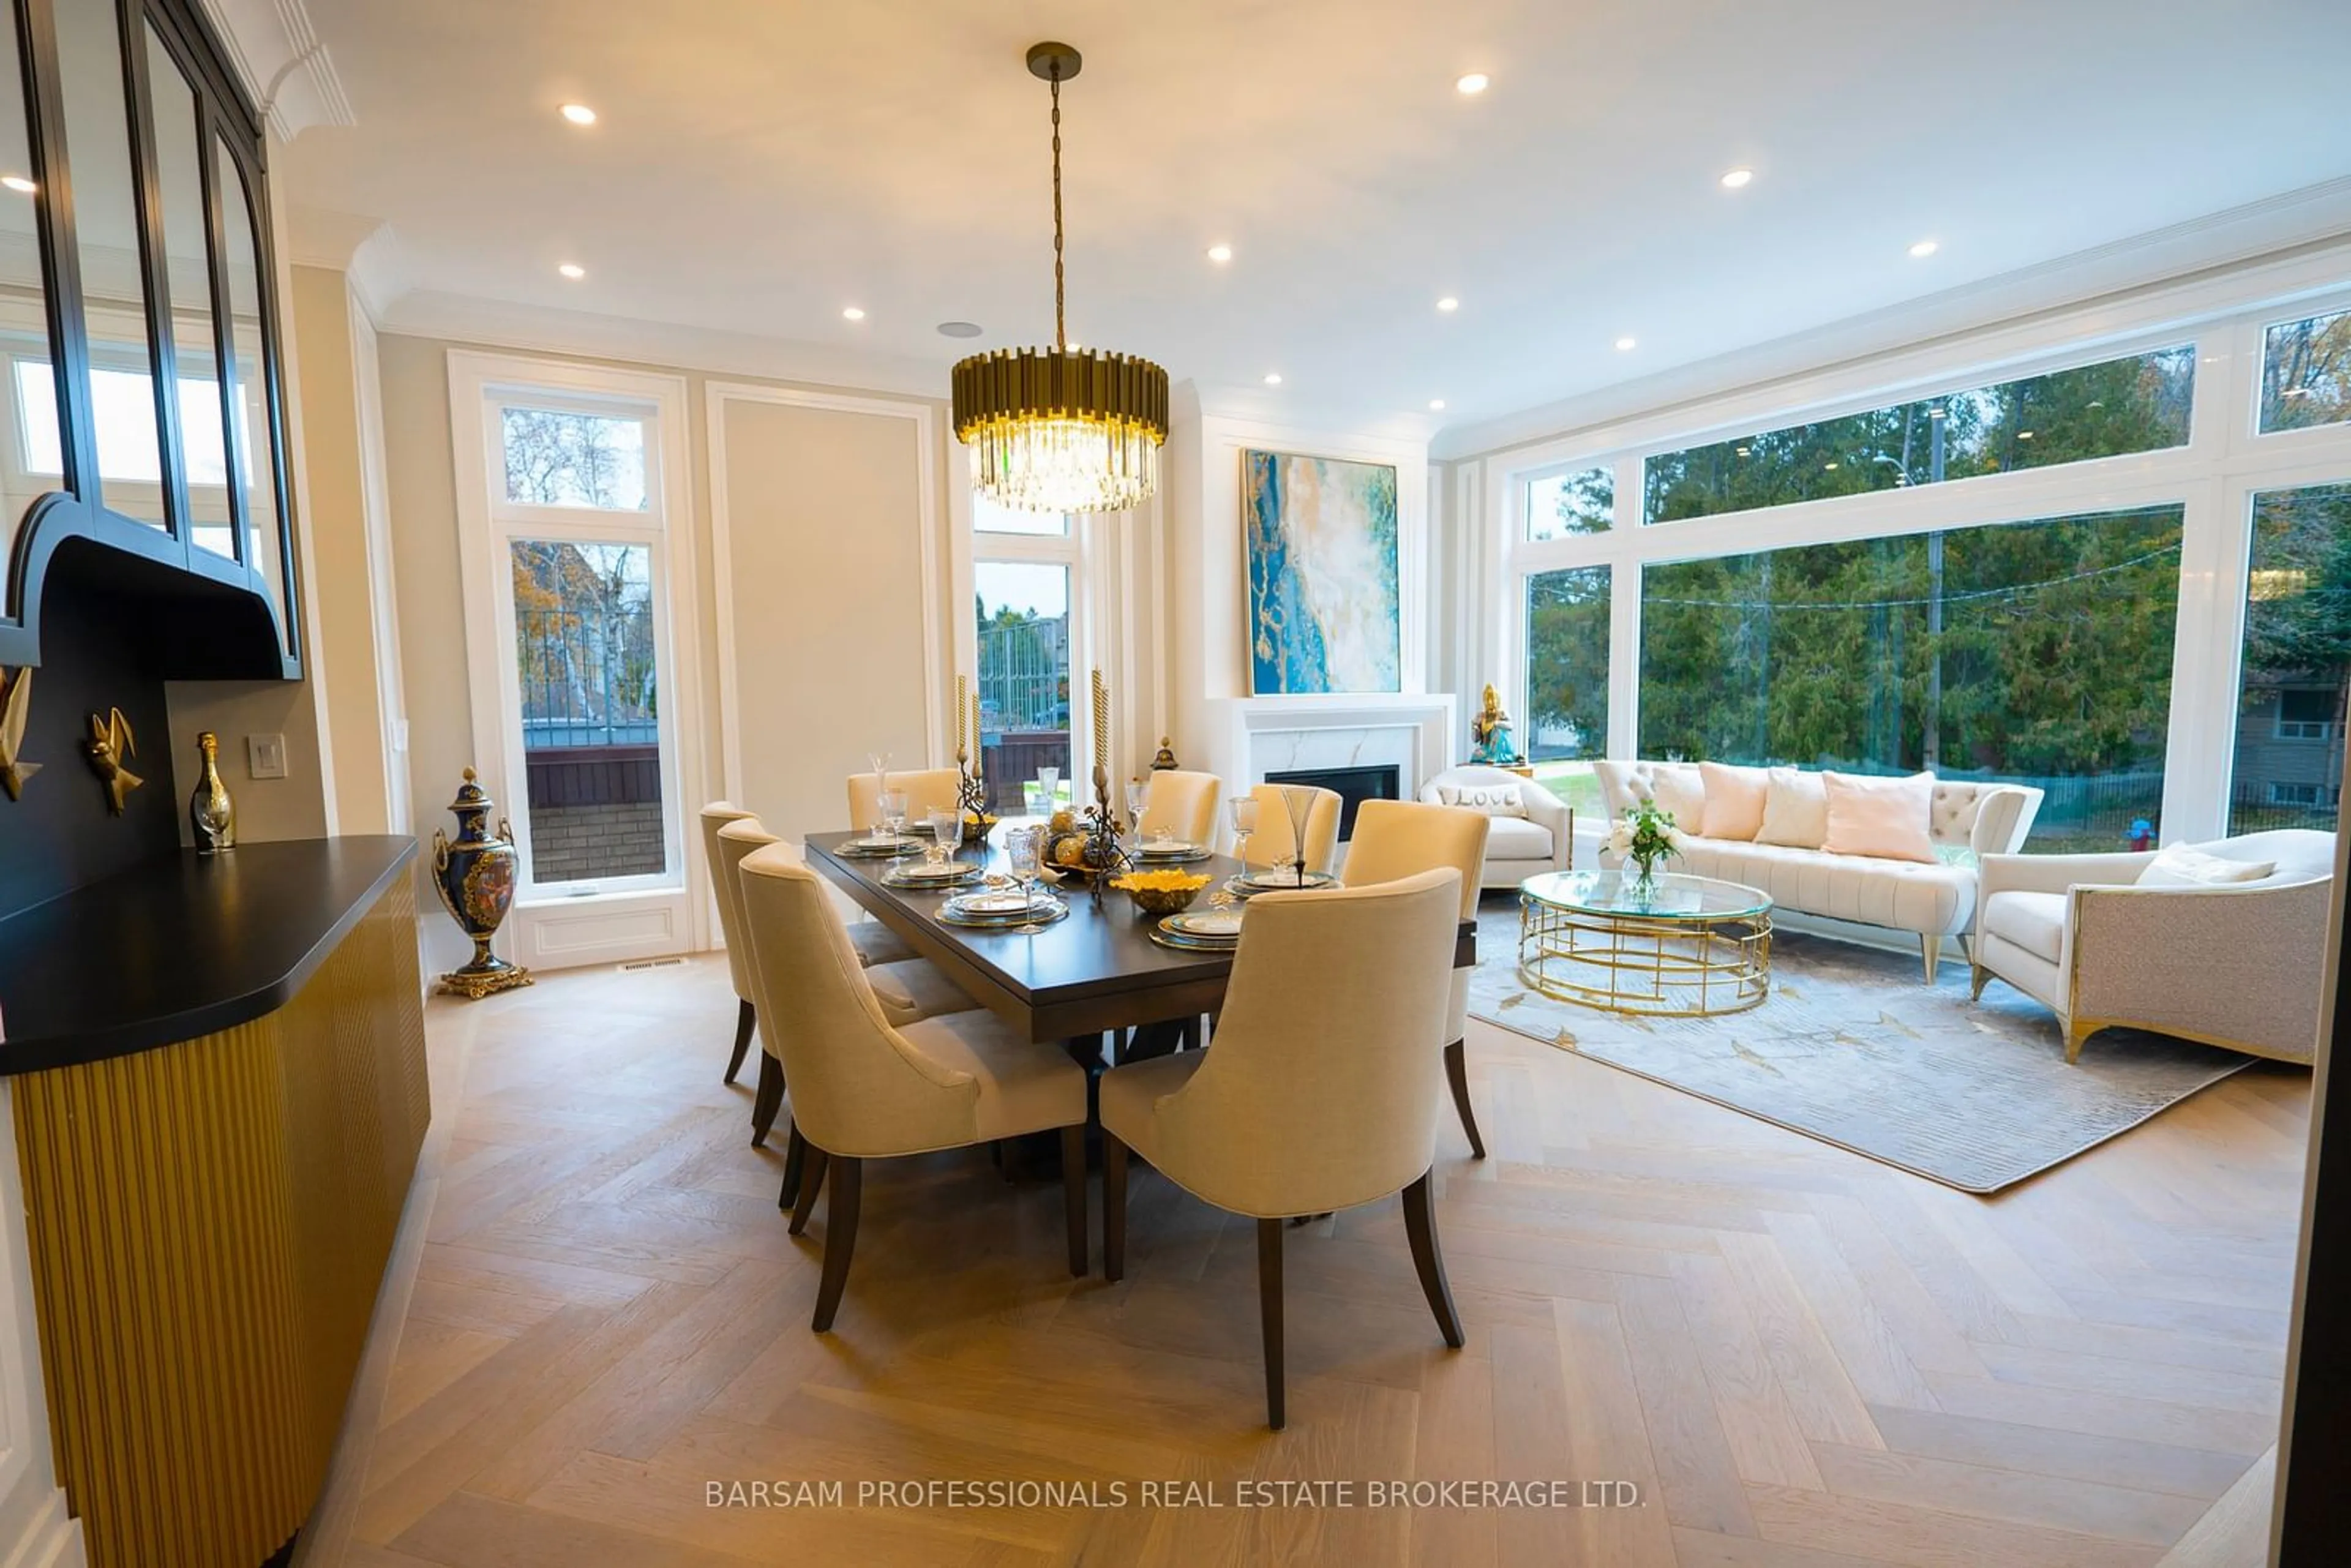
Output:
0 836 416 1075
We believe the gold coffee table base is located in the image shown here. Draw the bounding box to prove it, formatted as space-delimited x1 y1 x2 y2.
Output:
1518 899 1771 1018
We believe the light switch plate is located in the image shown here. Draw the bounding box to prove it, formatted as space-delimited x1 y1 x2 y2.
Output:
247 733 288 779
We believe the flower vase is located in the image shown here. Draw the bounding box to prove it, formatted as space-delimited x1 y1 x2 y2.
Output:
1629 861 1659 906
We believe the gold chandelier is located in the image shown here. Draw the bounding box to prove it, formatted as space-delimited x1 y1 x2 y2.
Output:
952 42 1168 515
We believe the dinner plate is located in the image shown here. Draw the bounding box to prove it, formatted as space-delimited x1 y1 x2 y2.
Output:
1133 844 1213 864
1161 909 1244 940
1231 868 1339 894
881 861 981 888
937 895 1068 931
1148 925 1242 953
943 887 1058 918
838 835 921 858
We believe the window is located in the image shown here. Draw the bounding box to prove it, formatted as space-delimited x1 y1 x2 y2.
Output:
16 359 241 485
1641 347 2194 525
2231 483 2348 835
1523 566 1609 814
1526 466 1613 541
973 490 1068 536
1638 506 2182 852
974 560 1071 812
2260 309 2351 433
502 405 647 509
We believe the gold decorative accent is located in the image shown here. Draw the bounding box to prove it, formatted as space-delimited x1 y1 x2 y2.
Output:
82 706 140 813
189 729 236 852
1150 735 1179 771
950 42 1169 514
13 874 429 1568
0 665 38 799
1518 880 1772 1018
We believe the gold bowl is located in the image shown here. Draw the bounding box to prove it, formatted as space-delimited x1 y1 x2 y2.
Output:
1110 869 1211 915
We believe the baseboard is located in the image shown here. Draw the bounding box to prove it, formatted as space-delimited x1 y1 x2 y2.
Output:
0 1493 86 1568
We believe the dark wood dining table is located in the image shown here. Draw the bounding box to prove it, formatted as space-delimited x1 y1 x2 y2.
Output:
802 829 1477 1060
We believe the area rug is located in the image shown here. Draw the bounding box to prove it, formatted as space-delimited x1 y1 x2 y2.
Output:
1466 902 2257 1193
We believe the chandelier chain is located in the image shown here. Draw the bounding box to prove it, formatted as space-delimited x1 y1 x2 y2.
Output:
1049 67 1065 350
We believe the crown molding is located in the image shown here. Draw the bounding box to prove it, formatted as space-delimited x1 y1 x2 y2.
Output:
197 0 354 141
1433 174 2351 463
376 288 955 401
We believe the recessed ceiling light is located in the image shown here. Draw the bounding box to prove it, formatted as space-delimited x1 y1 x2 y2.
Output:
1428 399 1446 411
937 320 983 339
1264 372 1283 386
1206 243 1233 263
842 306 866 321
559 103 596 126
1455 72 1490 95
557 262 585 280
1908 239 1939 258
1719 168 1754 189
1436 296 1459 312
0 174 34 195
1614 336 1637 351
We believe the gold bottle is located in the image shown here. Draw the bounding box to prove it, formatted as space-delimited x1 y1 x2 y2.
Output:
189 730 235 853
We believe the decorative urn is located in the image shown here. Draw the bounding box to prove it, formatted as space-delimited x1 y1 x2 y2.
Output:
430 768 533 999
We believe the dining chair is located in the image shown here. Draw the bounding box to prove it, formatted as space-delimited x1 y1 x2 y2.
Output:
1139 769 1222 846
697 803 763 1084
846 768 964 830
1340 798 1493 1158
1098 868 1468 1428
714 819 962 1157
738 849 1092 1331
1238 782 1343 876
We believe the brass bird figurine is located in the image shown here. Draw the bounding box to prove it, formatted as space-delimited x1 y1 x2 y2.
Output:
84 707 141 814
0 666 37 801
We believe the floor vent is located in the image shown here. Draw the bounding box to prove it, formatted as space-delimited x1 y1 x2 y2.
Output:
618 956 688 973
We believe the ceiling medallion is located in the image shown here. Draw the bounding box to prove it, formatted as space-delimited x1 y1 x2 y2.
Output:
950 42 1168 515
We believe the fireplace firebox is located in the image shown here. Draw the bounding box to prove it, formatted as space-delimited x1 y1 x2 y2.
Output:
1262 764 1402 842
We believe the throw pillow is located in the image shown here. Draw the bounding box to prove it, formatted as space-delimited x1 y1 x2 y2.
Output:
1697 762 1769 841
2136 844 2277 888
1646 765 1707 828
1437 783 1527 817
1820 771 1938 864
1754 767 1830 849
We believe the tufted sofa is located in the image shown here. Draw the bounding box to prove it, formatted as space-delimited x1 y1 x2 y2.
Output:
1592 761 2042 981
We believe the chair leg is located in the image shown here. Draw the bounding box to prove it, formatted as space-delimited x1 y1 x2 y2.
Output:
749 1051 784 1147
1444 1038 1487 1160
1257 1217 1286 1430
1401 1169 1466 1349
1061 1125 1088 1277
1103 1133 1129 1283
2065 1020 2094 1065
778 1121 806 1210
724 998 756 1085
789 1147 828 1236
1969 964 1991 1003
1919 934 1941 986
811 1156 863 1332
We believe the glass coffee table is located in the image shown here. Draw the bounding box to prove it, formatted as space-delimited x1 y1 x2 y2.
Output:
1518 870 1773 1018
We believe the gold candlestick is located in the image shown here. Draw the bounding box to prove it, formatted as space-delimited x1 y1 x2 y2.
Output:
1089 669 1112 807
954 673 968 763
970 692 984 779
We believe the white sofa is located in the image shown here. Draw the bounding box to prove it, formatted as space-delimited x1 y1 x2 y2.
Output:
1973 830 2335 1063
1419 765 1573 888
1593 760 2042 981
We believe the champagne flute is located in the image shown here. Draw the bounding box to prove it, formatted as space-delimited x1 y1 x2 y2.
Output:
1229 795 1258 872
1281 786 1312 886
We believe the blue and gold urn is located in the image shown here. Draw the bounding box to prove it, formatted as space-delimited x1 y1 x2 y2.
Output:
430 768 533 999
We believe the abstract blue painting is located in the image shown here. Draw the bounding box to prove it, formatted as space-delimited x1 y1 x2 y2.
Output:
1243 449 1400 694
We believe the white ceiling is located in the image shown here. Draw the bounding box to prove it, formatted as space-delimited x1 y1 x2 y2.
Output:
282 0 2351 433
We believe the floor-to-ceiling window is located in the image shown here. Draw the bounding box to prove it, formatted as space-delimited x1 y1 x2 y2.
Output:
972 492 1078 814
2232 482 2349 835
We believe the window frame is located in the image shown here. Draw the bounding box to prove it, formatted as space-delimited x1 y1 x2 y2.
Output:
968 500 1090 797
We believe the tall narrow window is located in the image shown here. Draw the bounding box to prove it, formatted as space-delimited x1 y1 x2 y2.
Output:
1523 566 1609 817
973 560 1071 814
2231 483 2349 834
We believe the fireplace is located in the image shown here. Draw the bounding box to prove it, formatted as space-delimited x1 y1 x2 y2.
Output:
1264 764 1401 842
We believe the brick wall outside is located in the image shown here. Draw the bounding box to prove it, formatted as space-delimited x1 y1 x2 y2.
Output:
529 802 667 883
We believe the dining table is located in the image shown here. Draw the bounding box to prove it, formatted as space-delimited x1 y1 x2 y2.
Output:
801 827 1478 1066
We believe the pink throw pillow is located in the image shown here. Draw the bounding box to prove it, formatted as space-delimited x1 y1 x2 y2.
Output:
1820 771 1938 864
1697 762 1769 841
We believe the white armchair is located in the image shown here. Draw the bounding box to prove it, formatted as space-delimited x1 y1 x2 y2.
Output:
1419 765 1571 888
1972 830 2336 1064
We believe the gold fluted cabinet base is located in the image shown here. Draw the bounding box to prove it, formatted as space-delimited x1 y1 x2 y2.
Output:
12 874 430 1568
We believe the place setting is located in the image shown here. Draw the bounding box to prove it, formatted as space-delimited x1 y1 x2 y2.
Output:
935 823 1067 932
839 763 924 857
880 808 984 888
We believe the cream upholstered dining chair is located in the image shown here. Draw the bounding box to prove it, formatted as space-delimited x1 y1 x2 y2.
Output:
1341 798 1492 1159
1973 829 2336 1064
714 819 963 1156
1237 782 1343 876
1419 764 1573 888
737 848 1093 1332
846 768 964 830
1139 769 1223 847
697 803 764 1085
1098 868 1468 1428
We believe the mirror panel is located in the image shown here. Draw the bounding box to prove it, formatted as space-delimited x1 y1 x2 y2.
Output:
214 137 287 645
57 0 167 528
0 0 53 575
144 24 228 558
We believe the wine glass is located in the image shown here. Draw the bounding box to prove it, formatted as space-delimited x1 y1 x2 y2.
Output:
1229 794 1258 872
1280 786 1313 885
1125 778 1149 836
1037 766 1060 809
878 789 909 842
1005 824 1050 932
924 807 962 868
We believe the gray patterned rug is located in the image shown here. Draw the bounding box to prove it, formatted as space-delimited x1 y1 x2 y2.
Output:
1468 902 2258 1193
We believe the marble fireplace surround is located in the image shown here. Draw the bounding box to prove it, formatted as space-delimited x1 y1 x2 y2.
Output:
1194 694 1458 804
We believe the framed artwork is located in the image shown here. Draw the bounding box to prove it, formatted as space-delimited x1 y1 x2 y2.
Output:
1242 449 1401 694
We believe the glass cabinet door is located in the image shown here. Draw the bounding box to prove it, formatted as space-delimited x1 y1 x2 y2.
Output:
214 137 290 650
0 0 54 573
143 23 230 559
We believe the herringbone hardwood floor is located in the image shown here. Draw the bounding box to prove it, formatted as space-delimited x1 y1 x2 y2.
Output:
297 947 2308 1568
